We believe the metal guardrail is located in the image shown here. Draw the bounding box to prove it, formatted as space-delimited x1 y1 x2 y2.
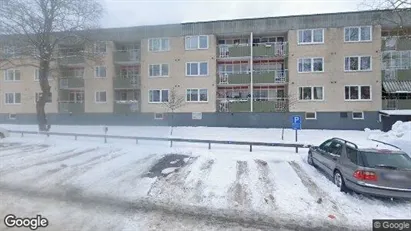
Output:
8 130 310 153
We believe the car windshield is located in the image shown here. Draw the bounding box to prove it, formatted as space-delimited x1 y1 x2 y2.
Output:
361 151 411 169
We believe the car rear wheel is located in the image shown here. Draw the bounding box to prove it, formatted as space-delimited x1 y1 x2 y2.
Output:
307 152 314 166
334 170 347 192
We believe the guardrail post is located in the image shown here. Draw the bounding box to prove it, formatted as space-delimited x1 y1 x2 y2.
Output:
21 132 23 137
250 144 252 152
170 140 173 147
296 146 298 153
208 142 211 149
136 139 138 144
104 135 107 144
47 132 50 137
75 135 77 140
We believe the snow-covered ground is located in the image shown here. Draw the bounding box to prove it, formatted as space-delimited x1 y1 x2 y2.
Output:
0 124 410 231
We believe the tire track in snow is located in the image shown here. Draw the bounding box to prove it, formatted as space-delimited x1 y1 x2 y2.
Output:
147 157 198 201
254 159 277 209
33 149 126 184
108 154 158 181
192 159 215 203
0 148 97 175
0 144 35 152
227 161 252 209
1 145 49 157
288 161 347 222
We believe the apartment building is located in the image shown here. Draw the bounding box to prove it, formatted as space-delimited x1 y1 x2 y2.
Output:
0 9 410 129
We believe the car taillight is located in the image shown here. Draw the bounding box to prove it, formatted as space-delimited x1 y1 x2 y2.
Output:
353 170 378 181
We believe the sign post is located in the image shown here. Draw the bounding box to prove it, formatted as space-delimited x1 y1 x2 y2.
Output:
291 115 302 153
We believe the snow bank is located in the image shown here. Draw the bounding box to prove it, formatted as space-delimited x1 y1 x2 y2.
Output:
374 121 411 155
379 121 411 141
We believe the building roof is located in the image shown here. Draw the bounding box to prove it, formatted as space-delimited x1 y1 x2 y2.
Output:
383 80 411 93
380 110 411 115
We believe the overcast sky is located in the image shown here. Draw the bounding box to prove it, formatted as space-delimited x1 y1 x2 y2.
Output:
99 0 373 28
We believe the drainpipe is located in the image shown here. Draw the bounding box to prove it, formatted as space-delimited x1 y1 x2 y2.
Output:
250 32 253 112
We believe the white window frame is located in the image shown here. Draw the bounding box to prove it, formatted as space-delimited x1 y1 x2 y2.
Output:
95 91 107 103
185 35 209 50
344 85 372 101
344 56 372 72
297 57 324 73
154 113 164 120
94 41 107 54
186 88 208 102
8 113 16 120
352 112 364 120
305 112 317 120
344 26 372 42
297 28 324 44
34 68 53 81
4 69 21 81
148 89 169 103
94 66 107 78
148 64 169 77
186 61 209 76
298 86 325 101
148 38 170 52
35 92 52 104
4 92 21 105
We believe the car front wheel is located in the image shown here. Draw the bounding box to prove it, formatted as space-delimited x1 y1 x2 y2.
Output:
334 170 347 192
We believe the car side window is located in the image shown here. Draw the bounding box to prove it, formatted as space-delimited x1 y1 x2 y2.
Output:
319 140 333 152
328 141 342 156
346 147 358 164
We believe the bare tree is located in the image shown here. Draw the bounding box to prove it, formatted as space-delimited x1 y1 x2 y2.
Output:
360 0 411 37
0 0 103 131
163 87 186 136
280 94 299 140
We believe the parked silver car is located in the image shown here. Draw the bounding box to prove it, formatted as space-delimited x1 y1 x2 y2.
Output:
308 137 411 199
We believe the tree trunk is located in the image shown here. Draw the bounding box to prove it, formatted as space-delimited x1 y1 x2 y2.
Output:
37 60 51 132
170 112 174 136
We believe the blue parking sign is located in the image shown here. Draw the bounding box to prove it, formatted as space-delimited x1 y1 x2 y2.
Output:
291 115 301 130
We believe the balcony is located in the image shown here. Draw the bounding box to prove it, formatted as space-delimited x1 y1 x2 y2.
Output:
217 70 288 85
58 55 85 66
383 99 411 110
382 37 411 51
217 42 287 59
58 101 85 113
113 50 140 64
114 101 139 114
382 70 411 81
59 78 84 89
217 98 288 112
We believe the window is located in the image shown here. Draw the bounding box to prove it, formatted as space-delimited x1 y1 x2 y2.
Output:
95 66 106 78
8 114 16 120
340 112 348 118
186 62 208 76
4 69 21 81
154 113 164 120
319 140 333 151
329 141 343 156
94 41 107 53
34 69 52 81
346 147 358 164
149 64 169 77
149 89 169 103
344 56 371 71
95 91 107 103
344 26 372 42
148 38 170 52
298 29 324 44
5 93 21 104
345 86 371 101
305 112 317 120
298 58 324 73
352 112 364 120
35 92 52 103
185 35 208 50
298 86 324 101
186 89 208 102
